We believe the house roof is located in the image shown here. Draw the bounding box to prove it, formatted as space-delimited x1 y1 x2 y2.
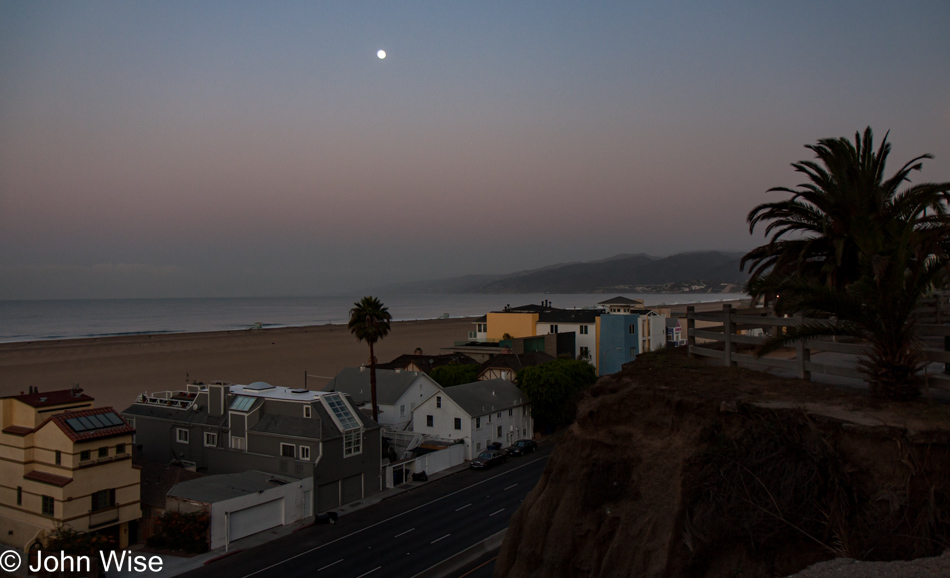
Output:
24 470 73 487
2 425 34 436
438 379 528 417
324 367 440 406
378 353 478 374
122 401 230 428
598 296 645 306
168 470 298 504
479 352 555 373
666 318 681 328
6 388 94 408
537 310 600 324
46 407 134 442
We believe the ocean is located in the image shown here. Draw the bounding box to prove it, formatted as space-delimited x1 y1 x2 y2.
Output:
0 293 741 344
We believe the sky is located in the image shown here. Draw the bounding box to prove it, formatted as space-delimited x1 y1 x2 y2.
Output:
1 1 949 299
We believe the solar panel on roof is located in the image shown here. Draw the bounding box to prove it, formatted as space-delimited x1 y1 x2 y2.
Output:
102 413 124 426
77 416 96 430
66 418 88 432
86 414 107 428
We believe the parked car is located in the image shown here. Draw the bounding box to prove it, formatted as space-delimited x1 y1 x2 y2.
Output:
506 439 538 456
470 449 508 469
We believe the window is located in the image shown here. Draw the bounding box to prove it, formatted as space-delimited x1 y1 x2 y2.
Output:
475 417 481 429
476 442 481 451
231 436 246 450
299 446 311 461
629 324 636 335
42 495 54 516
116 443 126 455
98 447 108 458
80 450 91 462
426 415 433 427
344 430 362 456
454 418 462 430
477 323 487 333
580 346 590 359
497 426 502 437
488 413 492 423
176 428 189 444
303 405 312 419
436 396 442 408
400 404 406 417
55 450 61 465
126 417 135 428
631 347 636 357
550 324 558 333
16 487 22 506
580 325 589 335
281 443 296 458
91 489 115 511
497 412 501 418
204 432 217 447
508 408 513 416
523 405 529 416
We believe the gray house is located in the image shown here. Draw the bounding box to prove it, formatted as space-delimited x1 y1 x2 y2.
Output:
122 381 381 513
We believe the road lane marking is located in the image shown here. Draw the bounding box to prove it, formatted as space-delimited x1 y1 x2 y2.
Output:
317 559 343 572
355 567 381 577
455 503 471 511
489 508 505 516
394 528 415 538
504 483 518 490
240 454 547 577
431 534 451 544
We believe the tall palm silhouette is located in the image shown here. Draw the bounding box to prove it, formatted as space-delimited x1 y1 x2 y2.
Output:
348 296 392 422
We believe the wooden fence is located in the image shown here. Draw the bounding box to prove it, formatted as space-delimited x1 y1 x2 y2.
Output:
686 302 950 390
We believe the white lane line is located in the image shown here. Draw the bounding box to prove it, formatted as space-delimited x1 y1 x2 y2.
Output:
355 567 381 578
240 454 546 577
504 483 518 490
394 528 415 538
489 508 505 517
455 503 472 511
431 534 451 544
317 559 343 572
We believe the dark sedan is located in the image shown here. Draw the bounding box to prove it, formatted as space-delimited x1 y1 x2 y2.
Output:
506 439 538 456
470 449 508 469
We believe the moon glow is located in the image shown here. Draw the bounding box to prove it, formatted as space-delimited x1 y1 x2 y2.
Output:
377 50 386 59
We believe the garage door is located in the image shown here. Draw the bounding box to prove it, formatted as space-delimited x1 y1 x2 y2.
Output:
228 499 284 542
341 474 363 505
317 481 339 513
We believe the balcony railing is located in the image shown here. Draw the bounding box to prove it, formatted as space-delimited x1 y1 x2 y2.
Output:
89 506 119 528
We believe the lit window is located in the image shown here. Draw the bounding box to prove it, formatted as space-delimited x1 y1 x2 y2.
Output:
300 446 311 460
42 495 54 516
176 428 189 444
204 432 217 447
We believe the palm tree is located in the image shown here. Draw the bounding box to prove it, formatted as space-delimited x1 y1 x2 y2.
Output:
745 128 950 399
742 127 949 303
348 296 392 422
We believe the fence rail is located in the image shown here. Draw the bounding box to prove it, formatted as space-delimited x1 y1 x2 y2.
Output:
686 302 950 390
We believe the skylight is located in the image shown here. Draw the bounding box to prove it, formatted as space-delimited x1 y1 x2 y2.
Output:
323 393 361 431
230 396 255 412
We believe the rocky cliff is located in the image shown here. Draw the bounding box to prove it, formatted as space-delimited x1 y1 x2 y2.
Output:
495 349 950 578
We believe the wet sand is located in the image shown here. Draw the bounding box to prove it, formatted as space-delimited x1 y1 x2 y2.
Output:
0 318 476 412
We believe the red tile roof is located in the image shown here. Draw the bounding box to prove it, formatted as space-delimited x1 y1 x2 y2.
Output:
45 407 135 442
24 470 73 487
2 425 34 436
9 388 95 408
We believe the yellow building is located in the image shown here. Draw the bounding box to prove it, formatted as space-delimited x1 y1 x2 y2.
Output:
0 388 141 552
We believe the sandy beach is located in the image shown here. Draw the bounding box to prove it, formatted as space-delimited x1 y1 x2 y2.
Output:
0 318 476 412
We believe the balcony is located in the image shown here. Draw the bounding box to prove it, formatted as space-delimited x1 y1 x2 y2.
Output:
88 506 119 528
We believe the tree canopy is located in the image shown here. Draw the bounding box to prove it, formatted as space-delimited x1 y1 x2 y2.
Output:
429 364 480 387
348 296 392 421
516 359 598 428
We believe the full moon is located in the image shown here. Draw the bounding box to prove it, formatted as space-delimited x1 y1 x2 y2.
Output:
377 50 386 59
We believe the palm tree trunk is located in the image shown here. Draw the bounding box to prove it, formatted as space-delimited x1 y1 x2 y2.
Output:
369 341 378 422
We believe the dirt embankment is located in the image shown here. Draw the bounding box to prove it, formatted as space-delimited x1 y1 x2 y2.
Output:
495 348 950 578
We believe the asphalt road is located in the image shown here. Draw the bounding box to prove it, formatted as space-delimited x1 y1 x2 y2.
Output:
180 449 549 578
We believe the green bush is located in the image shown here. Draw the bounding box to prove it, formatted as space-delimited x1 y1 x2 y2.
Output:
516 359 597 428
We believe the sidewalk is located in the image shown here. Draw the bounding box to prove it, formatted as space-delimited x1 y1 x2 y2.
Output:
107 461 475 578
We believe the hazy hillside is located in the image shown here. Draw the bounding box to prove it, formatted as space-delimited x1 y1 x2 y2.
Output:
382 251 748 294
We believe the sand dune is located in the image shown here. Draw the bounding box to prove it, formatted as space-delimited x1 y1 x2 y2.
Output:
0 318 476 412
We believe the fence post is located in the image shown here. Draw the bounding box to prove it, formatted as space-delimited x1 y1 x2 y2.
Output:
795 313 811 380
687 306 696 358
723 304 736 367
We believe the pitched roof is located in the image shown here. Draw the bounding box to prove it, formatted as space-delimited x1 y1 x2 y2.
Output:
598 296 645 306
6 388 94 408
378 353 478 374
2 425 33 436
479 352 555 373
46 407 134 442
324 367 440 406
439 379 528 417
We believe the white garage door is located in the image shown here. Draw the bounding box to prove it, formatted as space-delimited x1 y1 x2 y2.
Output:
229 499 284 541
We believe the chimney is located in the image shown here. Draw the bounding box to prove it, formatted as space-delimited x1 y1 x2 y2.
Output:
208 383 226 416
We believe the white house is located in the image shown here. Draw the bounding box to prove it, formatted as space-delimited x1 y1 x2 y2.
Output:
324 368 442 431
411 379 532 460
534 309 600 364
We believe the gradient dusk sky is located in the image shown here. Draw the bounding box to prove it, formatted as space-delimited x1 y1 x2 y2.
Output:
2 2 949 299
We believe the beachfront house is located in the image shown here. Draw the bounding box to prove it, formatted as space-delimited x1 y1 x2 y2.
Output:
323 367 442 431
0 388 141 553
410 379 532 460
122 381 381 514
476 352 556 383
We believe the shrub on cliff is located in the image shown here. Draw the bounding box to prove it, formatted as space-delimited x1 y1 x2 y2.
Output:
516 359 597 428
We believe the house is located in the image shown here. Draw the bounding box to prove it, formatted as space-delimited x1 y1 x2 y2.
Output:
411 379 532 460
598 296 646 314
0 388 141 552
596 309 666 375
122 381 381 514
476 352 556 383
323 367 442 431
377 352 478 374
166 470 311 550
666 318 686 346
